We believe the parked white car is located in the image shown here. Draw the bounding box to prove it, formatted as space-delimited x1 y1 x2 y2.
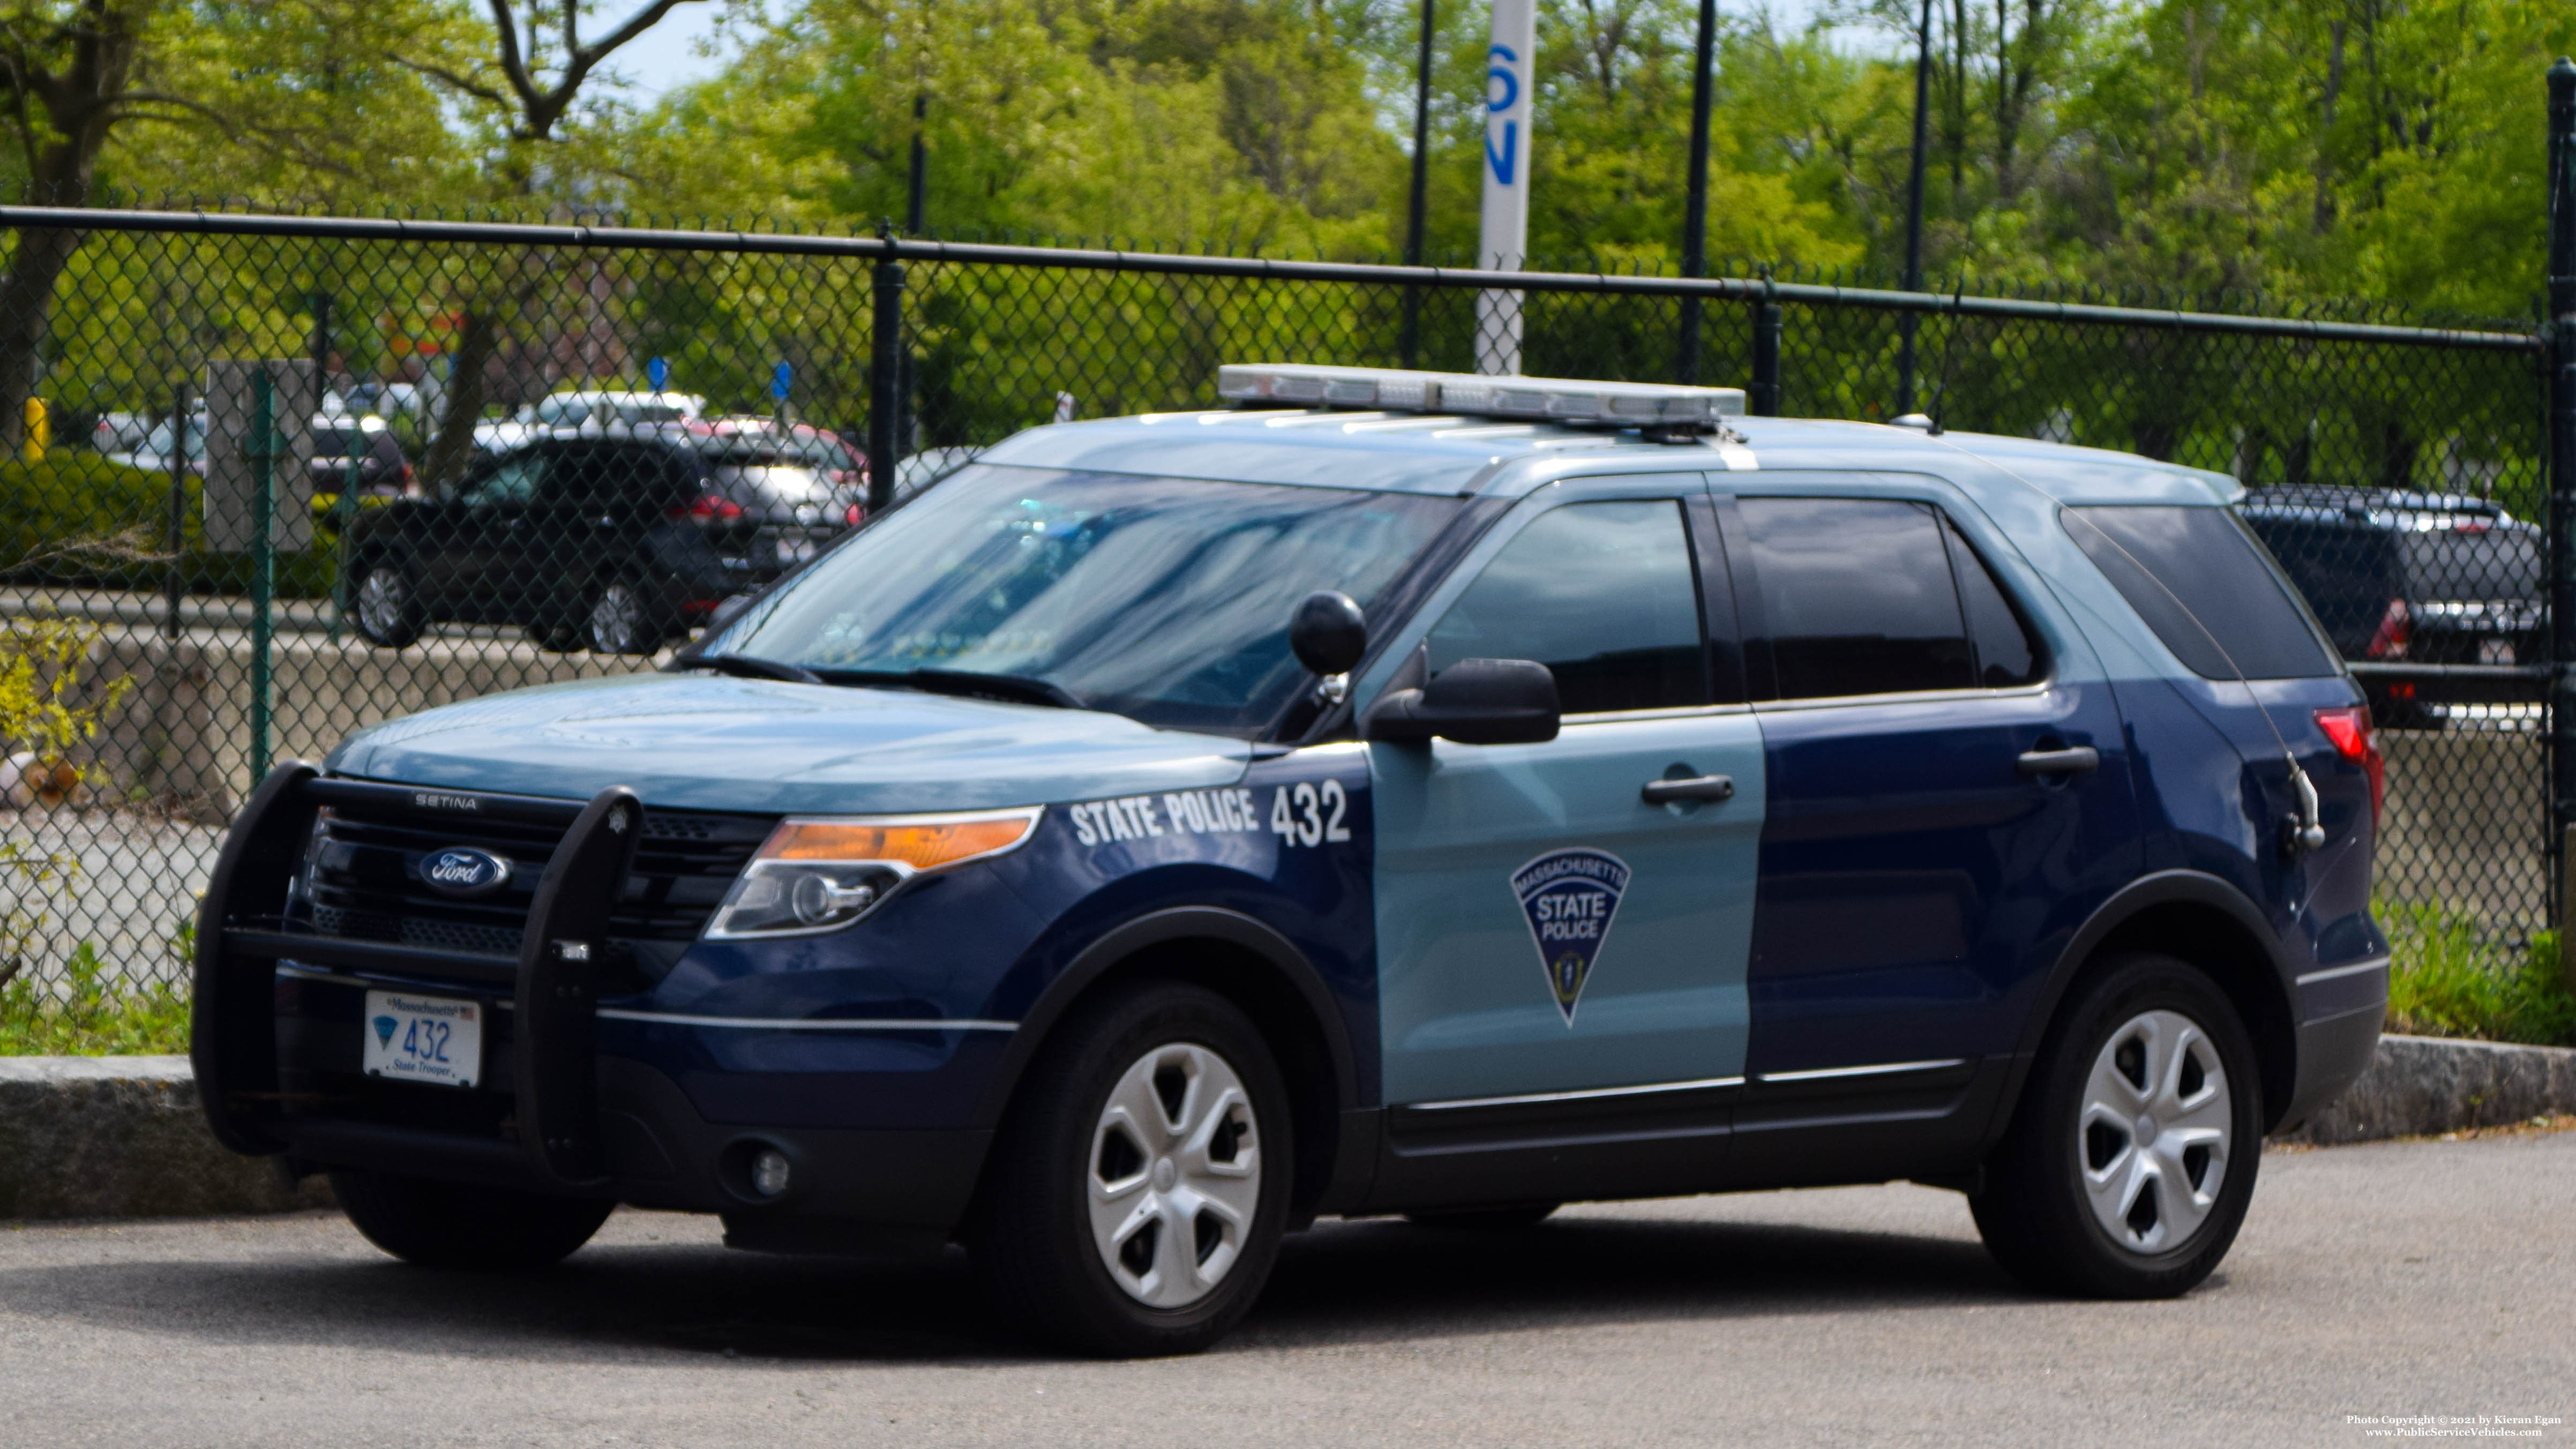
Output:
473 390 706 454
101 412 208 474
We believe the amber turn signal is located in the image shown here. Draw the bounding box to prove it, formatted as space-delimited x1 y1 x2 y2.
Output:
755 809 1042 872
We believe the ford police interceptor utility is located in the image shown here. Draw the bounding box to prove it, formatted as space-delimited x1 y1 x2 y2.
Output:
194 365 2386 1357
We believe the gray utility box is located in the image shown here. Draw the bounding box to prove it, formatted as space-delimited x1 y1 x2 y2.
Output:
202 360 318 552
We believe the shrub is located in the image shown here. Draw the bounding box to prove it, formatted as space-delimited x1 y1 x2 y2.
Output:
2382 901 2576 1048
0 942 191 1056
2 449 338 597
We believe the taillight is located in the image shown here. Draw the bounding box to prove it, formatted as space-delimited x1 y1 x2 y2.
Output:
670 495 745 525
2364 597 2411 659
2315 705 2384 830
844 503 865 526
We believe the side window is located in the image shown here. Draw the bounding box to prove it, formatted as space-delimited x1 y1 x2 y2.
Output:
1941 517 2047 688
1736 496 1974 699
1425 499 1706 715
459 453 545 509
2064 505 2337 679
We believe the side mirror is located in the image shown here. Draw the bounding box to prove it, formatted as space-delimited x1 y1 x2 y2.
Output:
1289 591 1367 676
1362 658 1560 745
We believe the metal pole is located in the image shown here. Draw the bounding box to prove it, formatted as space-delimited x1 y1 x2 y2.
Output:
249 368 275 784
163 384 188 642
1399 0 1435 369
867 250 905 513
1897 0 1933 416
1751 295 1783 416
2545 56 2576 935
907 93 928 235
1676 0 1717 384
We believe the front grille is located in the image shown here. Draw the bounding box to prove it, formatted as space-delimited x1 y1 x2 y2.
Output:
298 796 773 986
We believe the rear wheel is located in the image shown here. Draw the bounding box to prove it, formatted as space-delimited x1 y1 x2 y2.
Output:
331 1169 612 1269
583 577 660 655
1970 953 2263 1298
969 981 1292 1357
350 559 423 648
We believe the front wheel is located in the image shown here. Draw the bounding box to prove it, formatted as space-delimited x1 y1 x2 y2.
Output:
331 1169 613 1269
968 981 1293 1357
1970 952 2264 1298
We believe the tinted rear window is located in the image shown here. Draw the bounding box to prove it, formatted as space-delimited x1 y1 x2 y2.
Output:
2064 506 2337 679
2400 527 2540 601
1737 496 1974 698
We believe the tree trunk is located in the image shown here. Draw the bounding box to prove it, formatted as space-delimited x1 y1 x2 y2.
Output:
421 305 501 491
0 220 88 453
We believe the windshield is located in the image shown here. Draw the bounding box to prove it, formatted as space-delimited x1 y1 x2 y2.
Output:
711 465 1463 735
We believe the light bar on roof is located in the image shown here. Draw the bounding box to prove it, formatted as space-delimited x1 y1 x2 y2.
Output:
1215 363 1746 431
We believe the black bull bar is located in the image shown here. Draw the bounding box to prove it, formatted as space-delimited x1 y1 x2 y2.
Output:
191 763 646 1191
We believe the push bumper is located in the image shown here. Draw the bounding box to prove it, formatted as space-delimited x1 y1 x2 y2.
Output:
194 764 991 1245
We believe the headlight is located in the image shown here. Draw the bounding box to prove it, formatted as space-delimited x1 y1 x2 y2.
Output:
703 807 1042 939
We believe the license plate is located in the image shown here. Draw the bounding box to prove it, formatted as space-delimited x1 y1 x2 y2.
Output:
362 990 484 1089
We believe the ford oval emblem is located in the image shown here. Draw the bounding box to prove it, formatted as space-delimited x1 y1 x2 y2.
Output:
419 846 512 898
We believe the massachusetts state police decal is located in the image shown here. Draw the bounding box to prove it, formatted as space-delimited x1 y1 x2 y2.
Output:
1511 848 1629 1023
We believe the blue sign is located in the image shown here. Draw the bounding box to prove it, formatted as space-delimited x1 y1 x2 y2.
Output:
1486 45 1521 185
1511 848 1629 1024
771 361 792 402
647 356 670 391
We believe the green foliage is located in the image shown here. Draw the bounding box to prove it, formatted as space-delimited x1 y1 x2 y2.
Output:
1 451 339 596
2383 902 2576 1048
0 942 192 1057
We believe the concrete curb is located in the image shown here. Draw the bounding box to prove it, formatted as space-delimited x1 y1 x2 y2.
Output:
2285 1033 2576 1146
3 1033 2572 1220
0 1056 330 1220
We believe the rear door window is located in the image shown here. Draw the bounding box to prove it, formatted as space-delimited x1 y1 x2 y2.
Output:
1734 497 1975 699
2064 505 2337 679
1425 499 1708 714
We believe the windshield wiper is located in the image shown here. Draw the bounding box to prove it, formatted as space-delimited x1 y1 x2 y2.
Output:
694 653 821 684
813 666 1084 709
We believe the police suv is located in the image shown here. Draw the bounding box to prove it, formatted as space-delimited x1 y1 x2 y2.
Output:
194 365 2386 1356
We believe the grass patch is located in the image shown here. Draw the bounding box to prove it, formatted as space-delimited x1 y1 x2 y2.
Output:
0 942 192 1056
2382 902 2576 1048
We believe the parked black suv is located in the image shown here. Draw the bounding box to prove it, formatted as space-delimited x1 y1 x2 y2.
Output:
345 433 855 654
2238 486 2541 726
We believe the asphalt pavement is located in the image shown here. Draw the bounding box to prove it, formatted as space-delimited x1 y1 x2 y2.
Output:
2 1127 2569 1447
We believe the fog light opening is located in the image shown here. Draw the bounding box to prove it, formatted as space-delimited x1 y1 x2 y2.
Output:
750 1148 792 1199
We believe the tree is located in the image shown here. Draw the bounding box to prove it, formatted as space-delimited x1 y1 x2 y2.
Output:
403 0 713 484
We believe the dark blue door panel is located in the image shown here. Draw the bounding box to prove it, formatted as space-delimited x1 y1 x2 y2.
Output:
1747 681 2139 1073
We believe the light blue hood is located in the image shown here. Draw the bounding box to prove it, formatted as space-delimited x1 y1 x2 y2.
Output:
325 673 1254 813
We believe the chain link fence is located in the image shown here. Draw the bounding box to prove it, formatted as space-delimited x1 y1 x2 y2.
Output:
0 206 2551 996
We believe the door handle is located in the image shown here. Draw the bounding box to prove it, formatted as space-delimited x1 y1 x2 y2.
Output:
1642 774 1734 804
2016 745 2100 777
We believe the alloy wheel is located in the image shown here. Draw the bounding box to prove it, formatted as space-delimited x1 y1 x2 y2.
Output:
357 566 409 639
587 581 649 654
1086 1042 1263 1309
2077 1008 2233 1255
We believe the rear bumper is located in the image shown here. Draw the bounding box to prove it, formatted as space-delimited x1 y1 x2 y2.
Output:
2277 955 2388 1130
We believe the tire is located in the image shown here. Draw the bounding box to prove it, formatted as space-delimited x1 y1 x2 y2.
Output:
350 559 424 648
330 1168 613 1269
1970 952 2264 1298
1404 1203 1560 1231
527 615 585 652
582 576 660 655
968 980 1294 1357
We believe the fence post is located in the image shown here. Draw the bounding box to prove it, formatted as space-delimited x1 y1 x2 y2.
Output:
867 244 905 514
248 367 275 785
1749 292 1783 417
164 383 189 642
2549 57 2576 939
